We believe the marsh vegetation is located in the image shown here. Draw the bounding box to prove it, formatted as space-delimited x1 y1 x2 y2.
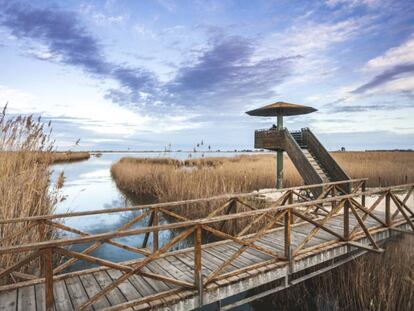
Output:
0 110 62 282
111 152 414 204
252 234 414 311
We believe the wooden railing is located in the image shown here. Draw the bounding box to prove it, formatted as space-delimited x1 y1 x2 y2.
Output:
0 179 413 310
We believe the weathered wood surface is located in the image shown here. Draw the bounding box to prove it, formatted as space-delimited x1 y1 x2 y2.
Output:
254 129 286 150
303 129 350 187
284 131 323 196
0 210 406 311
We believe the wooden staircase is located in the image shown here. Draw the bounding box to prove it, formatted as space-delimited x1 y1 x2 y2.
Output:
302 149 330 183
286 129 349 193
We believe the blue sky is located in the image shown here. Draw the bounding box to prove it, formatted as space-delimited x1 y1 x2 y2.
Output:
0 0 413 151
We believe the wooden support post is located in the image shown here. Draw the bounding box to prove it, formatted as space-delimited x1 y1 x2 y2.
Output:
288 191 293 222
39 221 46 275
43 248 54 311
361 181 366 207
142 211 154 249
153 208 159 252
332 186 337 209
194 225 203 306
344 200 350 241
284 209 291 260
284 208 293 285
385 192 391 227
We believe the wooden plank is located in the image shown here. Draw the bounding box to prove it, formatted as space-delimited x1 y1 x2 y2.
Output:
215 244 266 264
35 284 47 311
284 133 323 197
200 250 235 274
143 264 175 291
106 270 144 302
128 274 165 308
128 274 156 297
143 260 191 303
17 286 36 311
79 274 110 310
92 271 126 306
153 258 193 284
0 289 17 311
290 230 329 248
243 239 283 258
215 244 259 265
290 226 331 242
64 276 91 310
53 280 74 311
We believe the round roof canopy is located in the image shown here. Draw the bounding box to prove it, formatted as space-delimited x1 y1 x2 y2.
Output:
246 101 317 117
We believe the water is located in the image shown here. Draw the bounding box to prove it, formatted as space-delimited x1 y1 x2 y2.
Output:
51 151 256 271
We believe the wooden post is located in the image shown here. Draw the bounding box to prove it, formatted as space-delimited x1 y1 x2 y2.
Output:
194 225 203 306
344 200 350 241
332 186 337 209
142 211 154 249
276 114 284 189
43 248 54 311
385 192 391 227
39 221 46 275
284 210 291 260
361 181 366 207
153 208 159 252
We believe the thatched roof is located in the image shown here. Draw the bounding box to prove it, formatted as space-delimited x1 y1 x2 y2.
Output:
246 101 317 117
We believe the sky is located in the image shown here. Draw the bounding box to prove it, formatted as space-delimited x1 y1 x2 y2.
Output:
0 0 413 151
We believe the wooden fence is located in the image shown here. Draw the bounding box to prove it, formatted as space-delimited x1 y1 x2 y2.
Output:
0 178 413 310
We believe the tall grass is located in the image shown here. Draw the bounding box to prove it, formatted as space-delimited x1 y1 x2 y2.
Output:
332 151 413 187
111 152 413 232
252 234 414 311
111 155 302 202
50 151 90 163
0 108 61 282
111 152 414 204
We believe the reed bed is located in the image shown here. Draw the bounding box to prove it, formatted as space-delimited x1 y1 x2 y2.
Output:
50 151 90 163
111 155 300 233
332 151 413 187
0 109 61 283
111 155 302 202
252 234 414 311
111 152 413 232
111 152 414 203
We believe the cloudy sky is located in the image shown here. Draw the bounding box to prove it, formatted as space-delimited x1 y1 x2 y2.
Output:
0 0 413 151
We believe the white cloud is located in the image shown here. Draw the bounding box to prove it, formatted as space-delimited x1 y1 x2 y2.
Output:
253 18 368 88
79 3 126 26
325 0 383 9
0 85 37 111
366 75 414 95
133 24 157 38
365 34 414 71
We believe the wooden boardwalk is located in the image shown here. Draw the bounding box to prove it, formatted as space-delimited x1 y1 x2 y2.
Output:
0 180 413 311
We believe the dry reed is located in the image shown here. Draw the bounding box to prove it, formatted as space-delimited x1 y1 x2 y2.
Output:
252 234 414 311
111 152 413 232
111 155 302 202
111 152 414 203
332 151 414 187
50 151 90 163
0 107 61 283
